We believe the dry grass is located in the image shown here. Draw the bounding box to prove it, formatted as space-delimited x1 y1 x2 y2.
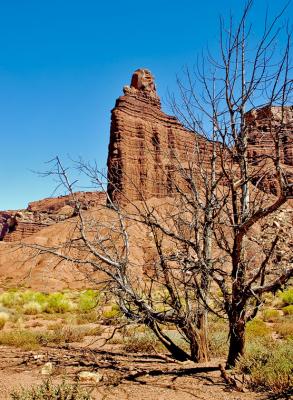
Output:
10 379 91 400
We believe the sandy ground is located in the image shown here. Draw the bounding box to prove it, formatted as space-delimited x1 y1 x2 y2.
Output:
0 343 269 400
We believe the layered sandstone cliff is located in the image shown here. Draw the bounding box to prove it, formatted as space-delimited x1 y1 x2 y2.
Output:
108 69 293 203
107 69 215 203
246 106 293 195
0 192 106 242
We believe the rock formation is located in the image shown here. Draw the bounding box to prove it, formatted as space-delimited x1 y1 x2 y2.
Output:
246 106 293 195
0 192 106 242
107 68 215 203
2 69 292 243
107 69 293 203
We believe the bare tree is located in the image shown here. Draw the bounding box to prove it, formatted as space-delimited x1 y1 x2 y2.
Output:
170 0 293 367
24 1 292 368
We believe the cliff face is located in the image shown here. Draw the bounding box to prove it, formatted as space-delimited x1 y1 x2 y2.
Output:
108 69 293 203
107 69 214 203
0 192 106 242
246 106 293 195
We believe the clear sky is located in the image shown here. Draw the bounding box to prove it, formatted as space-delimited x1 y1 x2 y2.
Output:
0 0 291 210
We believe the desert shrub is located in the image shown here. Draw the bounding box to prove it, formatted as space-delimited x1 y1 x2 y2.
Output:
43 293 74 314
246 318 271 338
0 311 10 330
236 339 293 393
50 324 87 343
78 290 99 312
279 288 293 306
21 290 47 306
263 308 281 322
0 290 22 308
10 379 91 400
102 304 122 324
123 332 158 353
283 305 293 316
0 330 50 350
23 301 43 315
85 325 104 336
75 311 98 325
274 320 293 339
208 320 229 357
0 290 48 310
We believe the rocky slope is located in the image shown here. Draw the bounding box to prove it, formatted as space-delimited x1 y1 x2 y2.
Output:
0 192 106 242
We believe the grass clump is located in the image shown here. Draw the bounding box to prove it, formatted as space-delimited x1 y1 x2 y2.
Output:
102 304 122 325
0 290 47 309
50 324 87 344
75 311 98 325
274 320 293 339
279 288 293 306
43 293 74 314
0 311 9 330
10 379 91 400
0 329 50 350
236 339 293 394
283 305 293 316
23 301 43 315
78 290 99 313
208 318 228 357
123 332 158 353
246 318 271 338
263 308 281 322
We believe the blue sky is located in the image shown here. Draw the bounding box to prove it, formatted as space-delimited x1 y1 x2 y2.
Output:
0 0 291 210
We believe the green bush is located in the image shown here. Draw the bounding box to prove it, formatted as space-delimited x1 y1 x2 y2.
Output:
0 290 22 308
263 308 281 322
43 293 74 314
78 290 99 312
283 305 293 316
102 304 122 324
279 288 293 306
0 290 47 309
246 318 271 338
236 339 293 393
10 379 91 400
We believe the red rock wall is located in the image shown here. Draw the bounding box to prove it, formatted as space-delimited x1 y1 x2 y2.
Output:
246 106 293 194
1 191 106 242
247 106 293 166
107 69 215 203
107 70 293 203
3 222 48 242
28 191 106 213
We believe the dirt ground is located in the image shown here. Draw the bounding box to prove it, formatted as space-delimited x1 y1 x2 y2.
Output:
0 342 270 400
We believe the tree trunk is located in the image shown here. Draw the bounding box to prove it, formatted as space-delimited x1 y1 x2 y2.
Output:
182 315 210 363
197 313 209 362
149 321 191 361
226 317 245 368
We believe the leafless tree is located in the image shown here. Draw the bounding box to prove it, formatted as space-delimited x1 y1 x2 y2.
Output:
24 1 292 368
170 0 293 367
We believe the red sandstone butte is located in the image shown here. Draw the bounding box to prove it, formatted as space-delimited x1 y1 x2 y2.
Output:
107 69 215 203
107 69 293 203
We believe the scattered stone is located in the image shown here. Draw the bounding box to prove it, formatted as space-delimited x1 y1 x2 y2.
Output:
41 362 54 375
78 371 103 384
